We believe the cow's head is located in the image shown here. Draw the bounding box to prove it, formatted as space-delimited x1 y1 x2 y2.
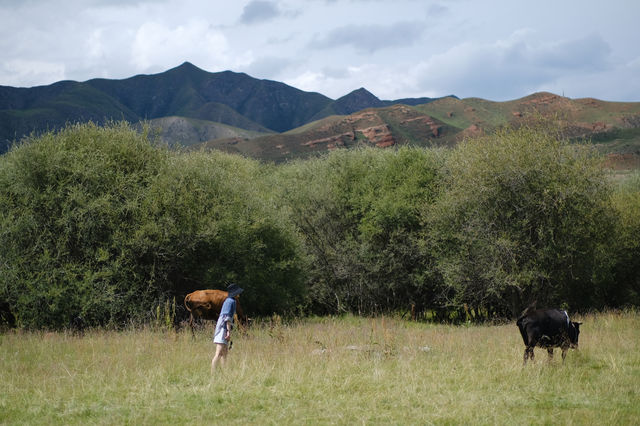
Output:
568 321 581 348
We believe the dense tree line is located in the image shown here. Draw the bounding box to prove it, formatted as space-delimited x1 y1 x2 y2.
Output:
272 147 445 315
425 128 619 317
0 122 638 328
0 123 305 328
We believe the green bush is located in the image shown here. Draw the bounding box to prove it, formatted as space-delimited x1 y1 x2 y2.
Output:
0 122 305 328
609 172 640 305
273 147 445 315
0 121 637 329
0 122 168 328
425 126 616 317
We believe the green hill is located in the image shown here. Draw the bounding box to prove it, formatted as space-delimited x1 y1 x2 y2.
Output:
85 62 333 132
199 104 458 162
0 63 333 152
143 116 271 148
0 63 452 154
199 92 640 165
2 64 640 166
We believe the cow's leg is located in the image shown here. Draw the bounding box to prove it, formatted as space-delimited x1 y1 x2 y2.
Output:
547 348 554 361
189 313 195 338
561 346 568 361
523 347 534 365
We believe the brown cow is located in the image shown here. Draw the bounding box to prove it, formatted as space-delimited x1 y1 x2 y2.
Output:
184 289 245 336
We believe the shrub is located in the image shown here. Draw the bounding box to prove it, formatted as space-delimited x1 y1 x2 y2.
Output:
608 172 640 305
0 122 305 328
274 146 445 315
425 126 616 317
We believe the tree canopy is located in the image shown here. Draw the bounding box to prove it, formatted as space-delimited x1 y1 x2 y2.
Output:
0 122 637 328
0 123 305 328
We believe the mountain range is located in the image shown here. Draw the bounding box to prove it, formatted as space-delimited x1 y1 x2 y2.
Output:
1 62 640 166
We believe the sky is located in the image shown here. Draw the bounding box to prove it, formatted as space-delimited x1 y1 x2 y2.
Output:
1 0 639 102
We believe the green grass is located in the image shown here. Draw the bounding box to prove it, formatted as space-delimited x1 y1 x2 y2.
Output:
1 311 639 425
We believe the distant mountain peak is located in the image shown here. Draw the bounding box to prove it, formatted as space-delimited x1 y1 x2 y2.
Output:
167 61 205 75
339 87 380 102
350 87 376 96
178 61 197 69
333 87 384 115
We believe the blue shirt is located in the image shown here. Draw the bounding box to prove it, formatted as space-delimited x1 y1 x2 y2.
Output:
220 297 236 317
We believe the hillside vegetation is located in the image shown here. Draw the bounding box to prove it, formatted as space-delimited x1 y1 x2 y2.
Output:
201 92 640 163
0 122 639 328
0 62 446 154
4 63 640 164
141 116 270 148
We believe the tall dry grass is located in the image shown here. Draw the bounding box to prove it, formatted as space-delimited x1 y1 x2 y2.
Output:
1 311 638 425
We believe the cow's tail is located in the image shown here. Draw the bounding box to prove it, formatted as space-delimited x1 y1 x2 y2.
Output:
184 294 192 313
184 294 196 337
516 301 537 347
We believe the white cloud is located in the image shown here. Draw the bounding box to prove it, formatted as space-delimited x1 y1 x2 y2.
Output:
0 60 65 88
628 57 640 70
543 56 640 102
533 33 612 72
0 0 638 102
239 1 281 24
427 3 448 18
309 21 425 53
130 20 243 73
85 29 106 60
285 71 328 94
407 31 615 100
241 56 296 80
284 65 412 100
290 30 621 101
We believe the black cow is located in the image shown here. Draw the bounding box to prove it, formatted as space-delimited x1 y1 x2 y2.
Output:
68 315 86 336
516 307 581 364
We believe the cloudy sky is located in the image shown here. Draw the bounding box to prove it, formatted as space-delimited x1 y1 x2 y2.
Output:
1 0 639 102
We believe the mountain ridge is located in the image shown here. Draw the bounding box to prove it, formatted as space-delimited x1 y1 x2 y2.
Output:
0 62 448 153
199 91 640 163
1 63 639 166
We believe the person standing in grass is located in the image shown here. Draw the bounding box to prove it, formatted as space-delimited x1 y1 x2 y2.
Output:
211 283 244 372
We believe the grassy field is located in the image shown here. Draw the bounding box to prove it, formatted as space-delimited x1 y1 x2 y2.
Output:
1 311 638 425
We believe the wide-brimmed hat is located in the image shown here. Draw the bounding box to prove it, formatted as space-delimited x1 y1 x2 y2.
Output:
227 283 244 298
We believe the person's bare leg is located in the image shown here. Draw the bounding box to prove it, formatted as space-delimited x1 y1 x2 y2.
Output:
211 343 228 372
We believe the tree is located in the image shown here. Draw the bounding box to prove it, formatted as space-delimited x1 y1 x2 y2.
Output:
274 147 444 315
0 122 305 328
426 126 616 318
608 172 640 306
